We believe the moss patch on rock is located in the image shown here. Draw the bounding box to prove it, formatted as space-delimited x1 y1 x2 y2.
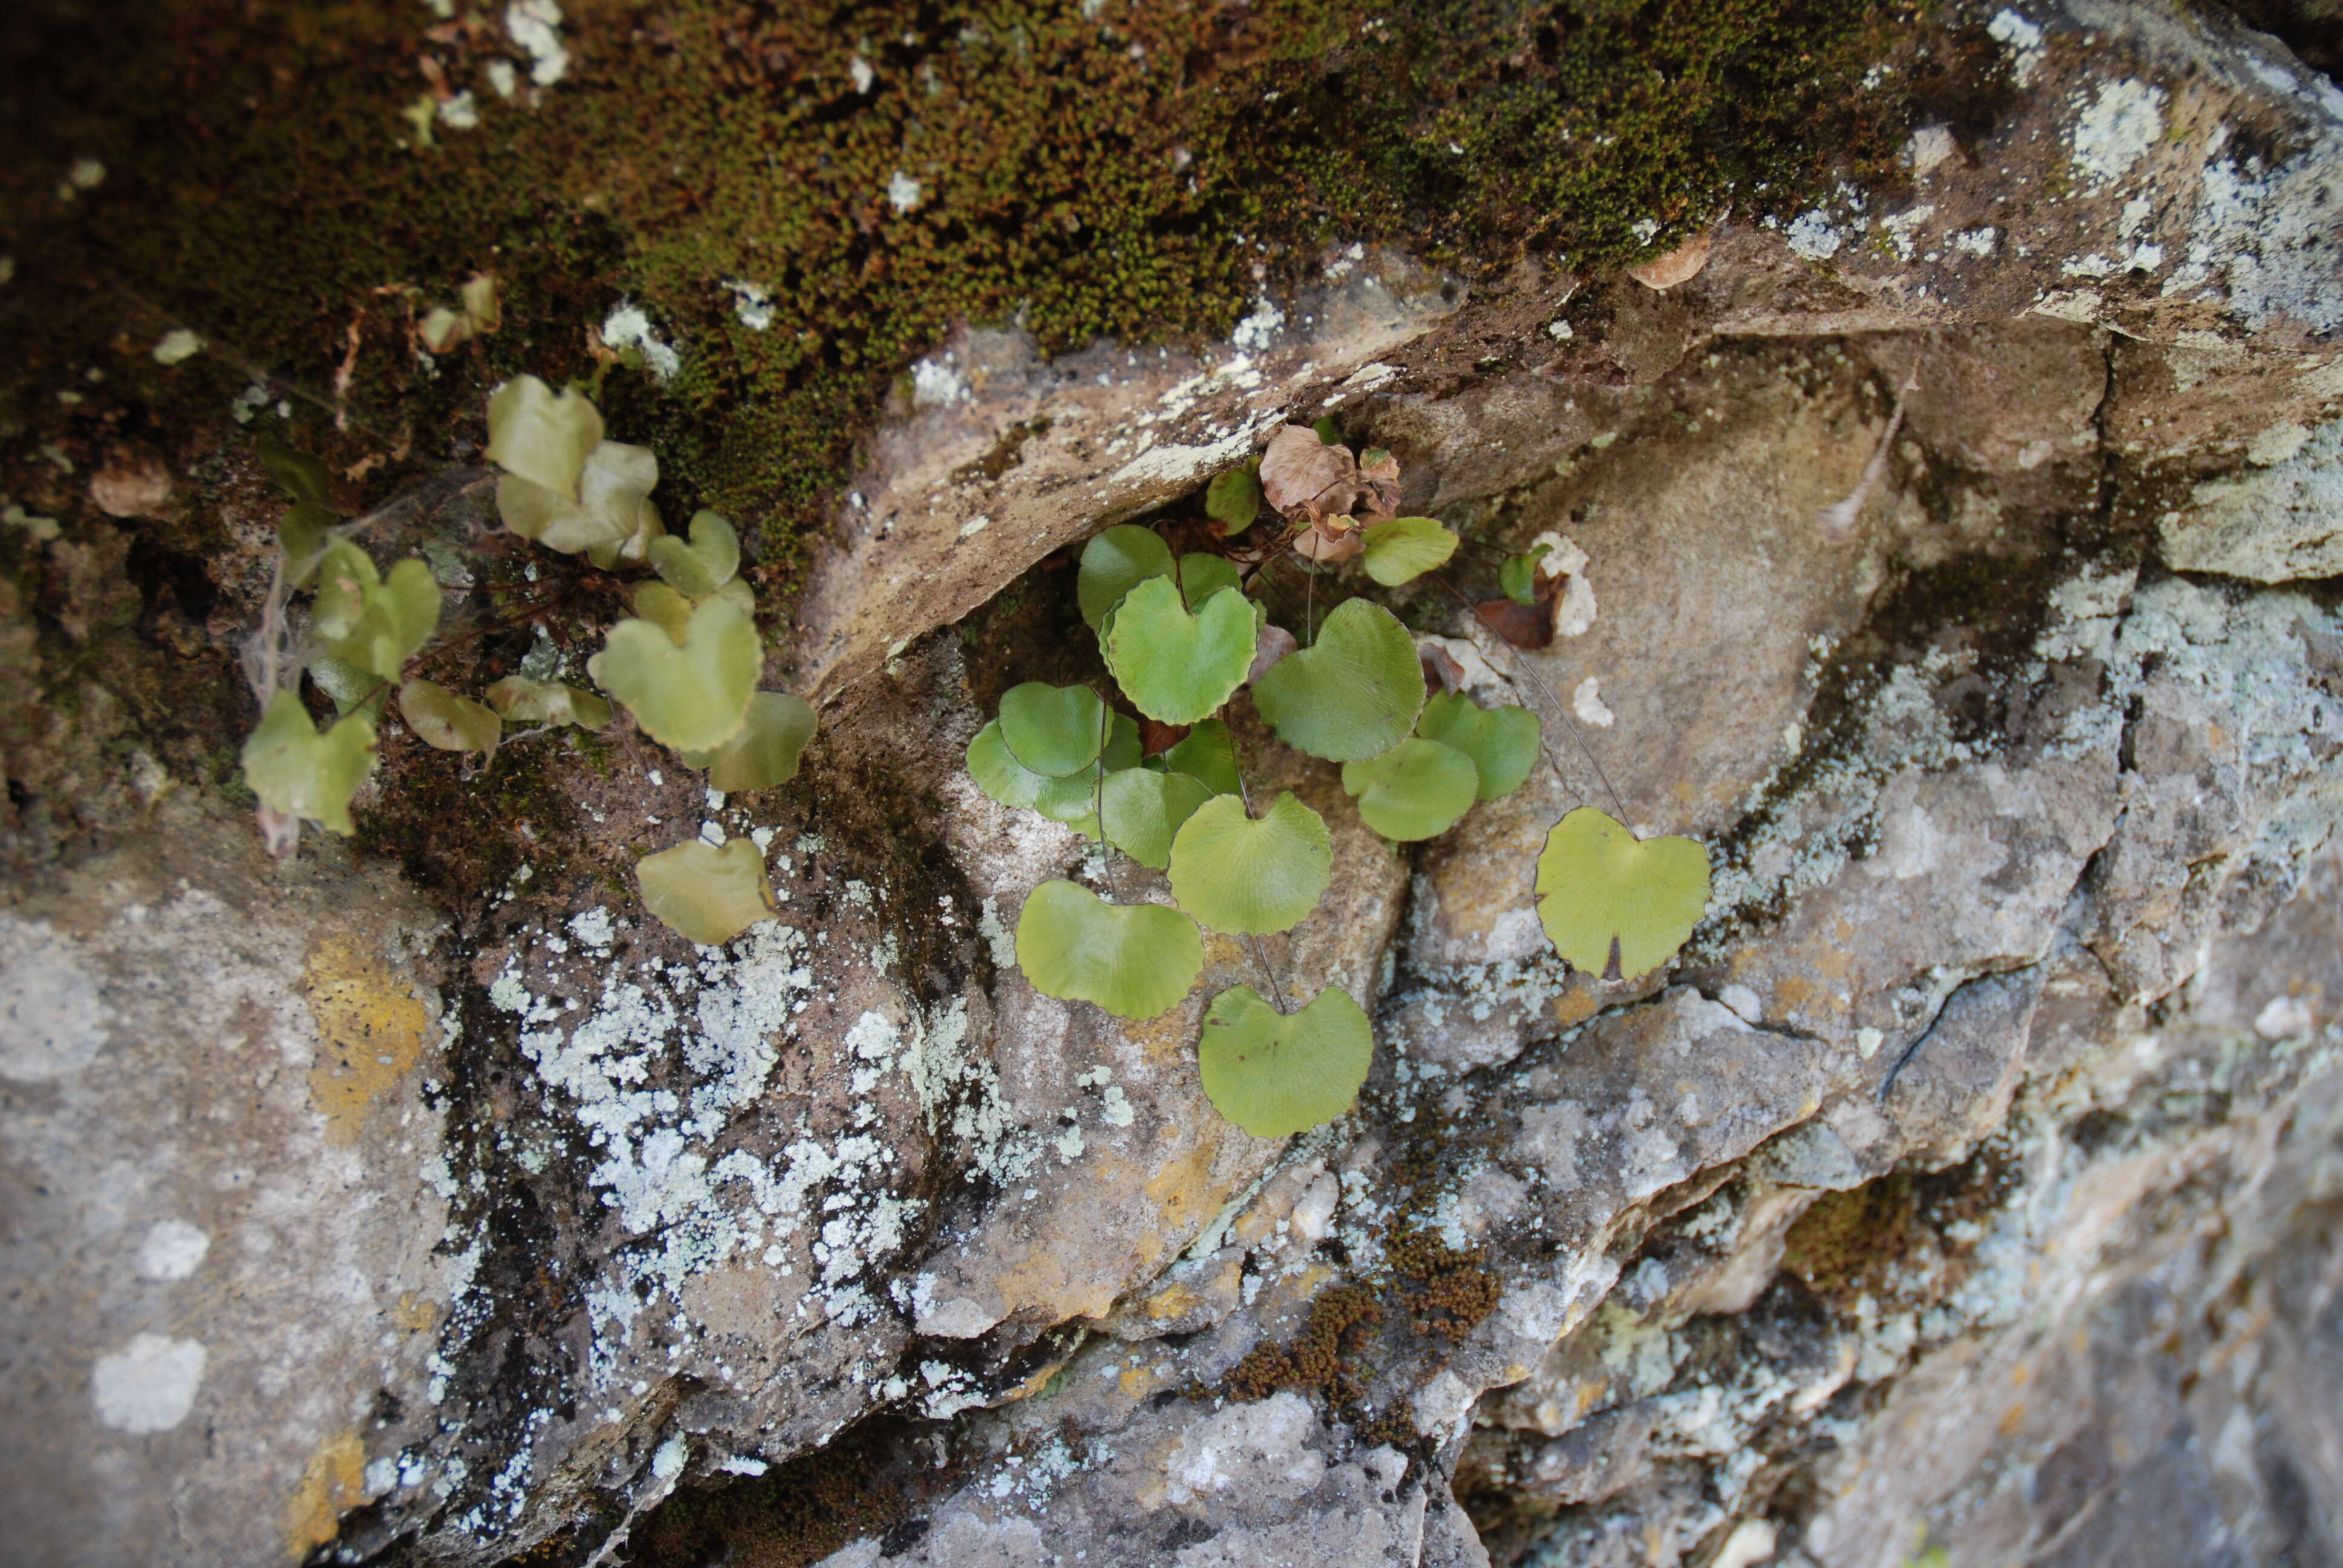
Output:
7 0 1925 582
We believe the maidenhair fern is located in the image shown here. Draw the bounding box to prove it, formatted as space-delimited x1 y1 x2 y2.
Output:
971 422 1712 1140
237 374 816 947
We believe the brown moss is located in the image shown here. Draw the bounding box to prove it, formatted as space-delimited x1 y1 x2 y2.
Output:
1225 1281 1387 1405
1385 1226 1503 1345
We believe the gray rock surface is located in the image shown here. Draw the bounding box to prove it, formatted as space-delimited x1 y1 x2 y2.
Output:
6 5 2343 1568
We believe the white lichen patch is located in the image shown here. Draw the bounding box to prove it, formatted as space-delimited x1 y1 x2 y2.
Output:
600 304 681 381
2068 79 2164 189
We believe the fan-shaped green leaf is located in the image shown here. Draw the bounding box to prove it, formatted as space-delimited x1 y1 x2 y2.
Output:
637 837 776 946
1167 792 1331 935
586 497 665 571
486 676 612 730
631 580 695 641
1015 880 1202 1020
496 440 658 555
485 374 603 500
1078 524 1174 629
1535 808 1711 981
596 596 761 752
1104 576 1254 725
998 682 1109 777
307 656 381 715
1362 517 1459 586
1101 768 1215 869
313 543 441 680
399 678 501 754
1179 553 1244 609
1197 984 1372 1137
1341 738 1478 841
1154 717 1241 797
241 691 377 835
1415 692 1541 800
1205 461 1262 535
968 714 1136 836
704 692 818 791
1250 596 1424 762
649 509 740 598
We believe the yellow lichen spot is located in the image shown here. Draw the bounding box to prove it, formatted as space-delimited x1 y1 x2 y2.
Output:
1144 1280 1202 1321
303 936 431 1146
392 1293 439 1334
1001 1348 1077 1404
1553 987 1601 1027
282 1427 367 1560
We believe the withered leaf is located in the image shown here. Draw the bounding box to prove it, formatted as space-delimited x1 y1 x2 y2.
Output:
1260 423 1360 527
1474 594 1554 650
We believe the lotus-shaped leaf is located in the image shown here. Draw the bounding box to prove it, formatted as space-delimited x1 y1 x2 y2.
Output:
241 691 377 835
649 509 741 598
399 678 501 754
1341 737 1478 841
485 373 603 499
637 837 776 946
1361 516 1458 586
1534 807 1710 981
1104 577 1254 725
1197 984 1372 1138
595 596 761 752
1250 596 1424 762
1015 880 1202 1019
1414 691 1540 800
1167 792 1331 935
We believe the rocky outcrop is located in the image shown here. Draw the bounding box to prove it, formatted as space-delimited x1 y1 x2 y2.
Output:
4 4 2341 1567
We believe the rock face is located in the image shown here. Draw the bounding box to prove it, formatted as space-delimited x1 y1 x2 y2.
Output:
4 5 2343 1568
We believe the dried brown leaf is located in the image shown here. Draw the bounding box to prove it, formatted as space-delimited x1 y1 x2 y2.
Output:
1260 424 1359 526
1474 595 1553 650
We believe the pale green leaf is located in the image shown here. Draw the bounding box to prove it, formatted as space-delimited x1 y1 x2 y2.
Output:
241 690 377 835
632 580 696 641
998 682 1109 777
1204 461 1262 536
496 440 658 555
586 497 666 571
1153 717 1240 797
485 675 612 730
399 678 502 754
1101 767 1215 869
1015 880 1202 1020
1535 807 1711 981
1362 517 1459 586
1250 596 1424 761
967 714 1136 836
1415 691 1541 800
1197 984 1372 1137
485 374 604 500
307 656 380 715
596 596 761 752
1078 524 1173 629
313 544 441 680
1167 792 1331 935
637 837 776 946
704 691 818 791
649 509 741 598
1104 576 1254 725
1341 737 1478 841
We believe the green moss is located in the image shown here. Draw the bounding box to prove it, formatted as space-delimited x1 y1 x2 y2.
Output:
7 0 1927 605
